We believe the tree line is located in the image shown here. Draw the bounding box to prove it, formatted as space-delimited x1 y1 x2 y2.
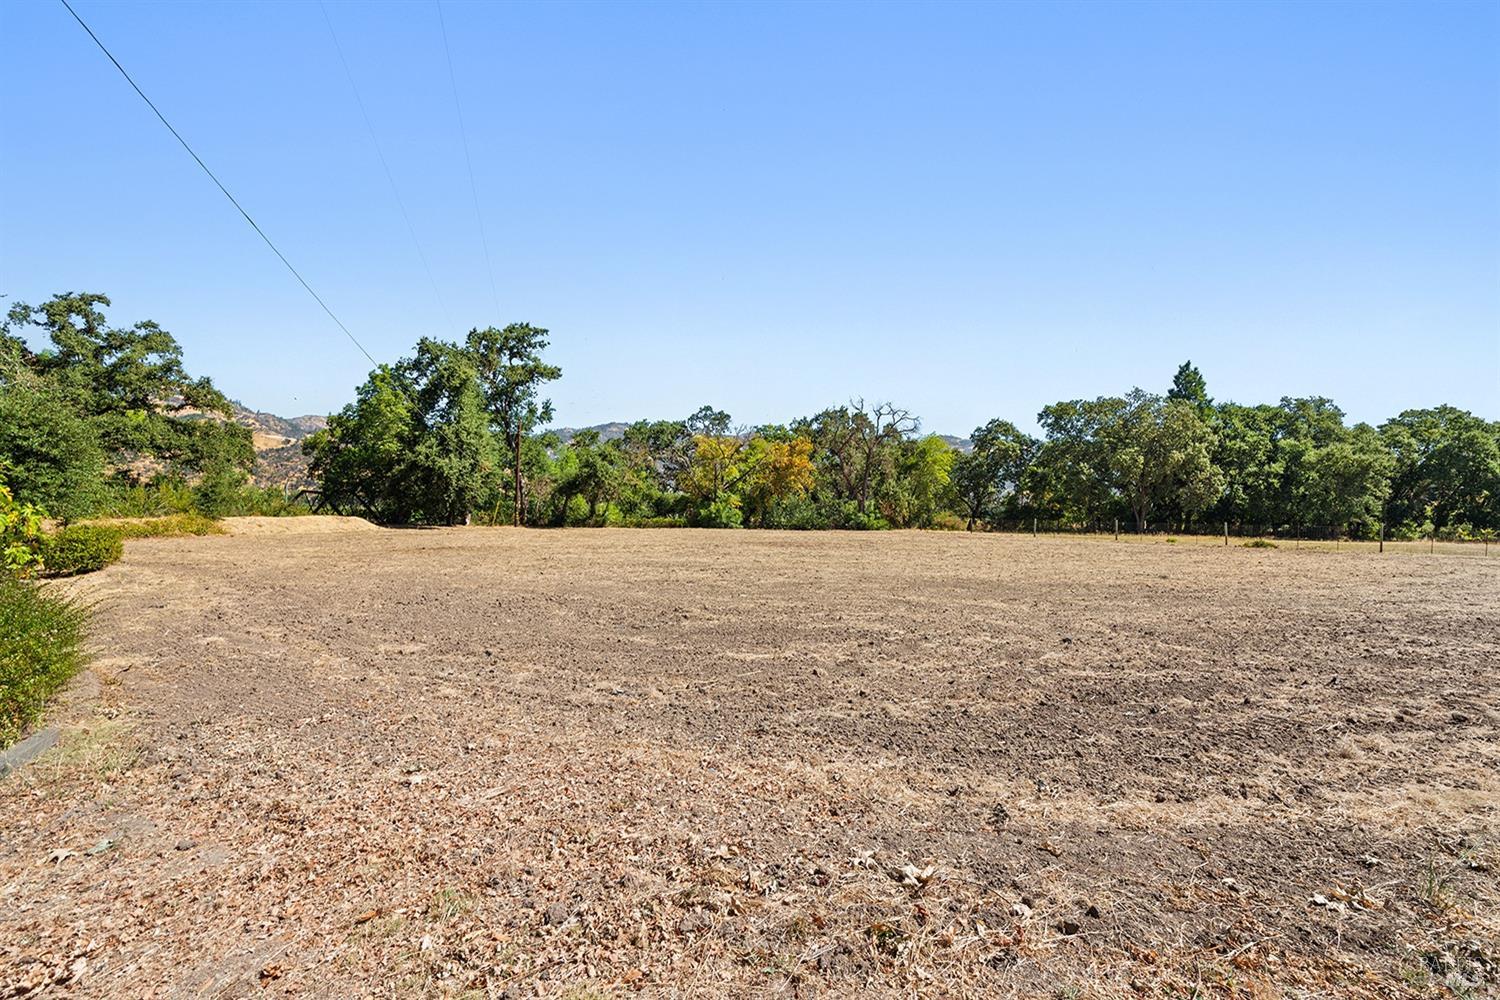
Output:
304 328 1497 539
2 294 1495 539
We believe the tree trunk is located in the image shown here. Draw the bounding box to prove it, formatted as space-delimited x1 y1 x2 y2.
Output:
512 429 523 527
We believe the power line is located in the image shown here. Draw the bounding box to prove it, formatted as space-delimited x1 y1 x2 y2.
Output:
57 0 378 368
435 0 502 320
319 1 453 332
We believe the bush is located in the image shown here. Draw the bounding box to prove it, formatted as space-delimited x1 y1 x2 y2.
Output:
97 514 226 539
41 525 123 576
690 498 743 529
96 480 197 518
0 575 87 746
760 496 831 530
1243 538 1277 548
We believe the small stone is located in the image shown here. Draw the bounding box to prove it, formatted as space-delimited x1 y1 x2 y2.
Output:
543 902 569 926
174 838 196 852
1010 902 1032 919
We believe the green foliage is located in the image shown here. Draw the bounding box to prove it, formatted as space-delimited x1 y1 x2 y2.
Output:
0 575 88 746
0 373 107 521
690 497 744 529
951 419 1031 530
466 324 562 525
0 293 252 520
1 473 48 575
306 341 502 525
1167 360 1212 415
40 525 123 576
1381 406 1500 533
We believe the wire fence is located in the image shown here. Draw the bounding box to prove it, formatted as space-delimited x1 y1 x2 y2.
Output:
979 519 1497 557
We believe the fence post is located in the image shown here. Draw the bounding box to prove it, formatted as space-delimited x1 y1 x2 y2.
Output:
1032 516 1037 538
1114 518 1119 541
1430 532 1434 554
1379 522 1384 553
1224 521 1228 547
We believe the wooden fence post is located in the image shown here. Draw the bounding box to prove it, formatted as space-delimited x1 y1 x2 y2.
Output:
1379 522 1384 553
1224 522 1228 546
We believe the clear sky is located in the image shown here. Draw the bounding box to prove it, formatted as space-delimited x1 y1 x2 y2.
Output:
2 1 1496 435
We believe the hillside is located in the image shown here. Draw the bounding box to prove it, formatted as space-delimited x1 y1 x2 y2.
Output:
231 403 325 490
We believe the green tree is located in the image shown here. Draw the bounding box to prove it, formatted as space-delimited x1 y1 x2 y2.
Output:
1381 406 1499 533
1167 360 1212 416
0 374 106 522
1103 391 1222 531
304 340 497 525
1300 423 1393 535
1031 398 1125 523
466 324 562 525
950 420 1030 530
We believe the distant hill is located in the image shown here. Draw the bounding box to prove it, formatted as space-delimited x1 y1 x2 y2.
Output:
547 422 631 445
230 403 326 490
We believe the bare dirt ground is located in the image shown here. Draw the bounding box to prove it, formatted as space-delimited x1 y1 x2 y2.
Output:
2 523 1497 998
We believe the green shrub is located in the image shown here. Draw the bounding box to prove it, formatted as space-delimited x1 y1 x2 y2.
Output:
1243 538 1277 548
690 498 744 529
0 575 87 746
41 525 123 577
103 514 225 539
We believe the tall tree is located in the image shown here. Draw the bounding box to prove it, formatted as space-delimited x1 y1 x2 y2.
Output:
1381 406 1500 532
1 292 251 503
1102 391 1222 531
1167 360 1212 416
466 324 561 525
950 419 1030 530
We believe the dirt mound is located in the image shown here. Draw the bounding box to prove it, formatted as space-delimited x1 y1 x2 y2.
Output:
222 515 380 535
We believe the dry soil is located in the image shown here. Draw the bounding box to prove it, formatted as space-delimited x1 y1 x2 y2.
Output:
2 522 1497 998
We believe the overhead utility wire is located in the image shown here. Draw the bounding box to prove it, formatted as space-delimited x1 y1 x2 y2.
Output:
57 0 378 368
319 1 453 332
435 0 502 319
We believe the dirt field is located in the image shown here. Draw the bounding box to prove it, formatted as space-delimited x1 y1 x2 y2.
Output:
2 522 1497 998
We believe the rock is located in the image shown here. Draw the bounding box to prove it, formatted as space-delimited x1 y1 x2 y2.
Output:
1056 918 1081 936
1010 902 1032 919
543 902 569 926
175 838 197 852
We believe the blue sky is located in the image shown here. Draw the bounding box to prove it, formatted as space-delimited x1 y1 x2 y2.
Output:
2 0 1496 434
